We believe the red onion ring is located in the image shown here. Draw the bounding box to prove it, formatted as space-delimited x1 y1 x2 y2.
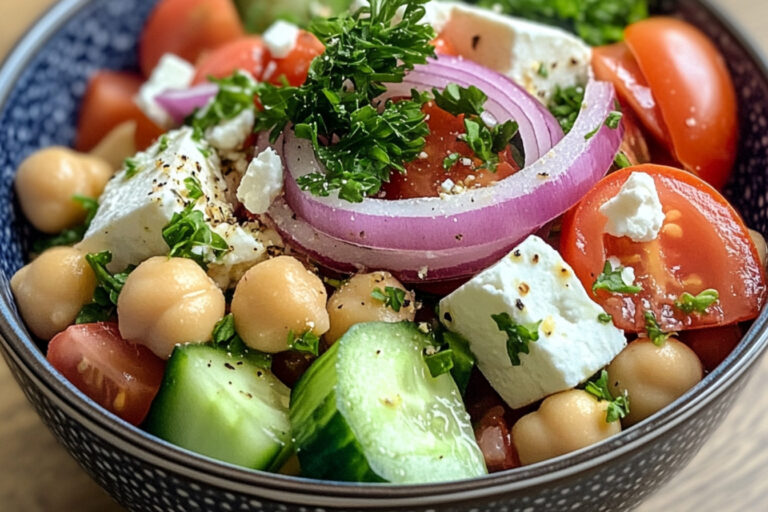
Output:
281 75 623 252
155 83 218 124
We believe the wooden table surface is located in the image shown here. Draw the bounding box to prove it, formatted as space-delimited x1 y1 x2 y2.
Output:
1 1 767 511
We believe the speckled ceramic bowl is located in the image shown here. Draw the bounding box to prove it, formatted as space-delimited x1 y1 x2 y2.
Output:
0 0 766 510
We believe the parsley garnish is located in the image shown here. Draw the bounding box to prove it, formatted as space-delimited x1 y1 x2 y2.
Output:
584 125 600 140
33 195 99 253
584 370 630 423
605 110 623 129
162 204 229 269
537 62 549 78
675 289 720 315
492 312 542 366
124 157 140 179
287 330 320 356
254 0 437 203
187 71 259 141
548 85 585 134
473 0 649 46
593 260 642 294
443 153 461 170
157 134 169 153
598 312 613 324
614 151 632 169
371 286 408 312
184 176 204 200
424 348 455 378
75 251 134 324
644 311 676 346
212 314 272 368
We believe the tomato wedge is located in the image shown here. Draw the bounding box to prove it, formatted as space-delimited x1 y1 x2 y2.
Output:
192 37 270 85
266 31 325 87
47 323 165 426
561 165 766 333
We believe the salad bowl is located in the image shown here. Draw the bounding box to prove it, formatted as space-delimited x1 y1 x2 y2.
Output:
0 0 767 510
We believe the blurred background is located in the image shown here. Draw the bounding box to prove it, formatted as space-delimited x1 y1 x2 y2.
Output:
0 0 765 510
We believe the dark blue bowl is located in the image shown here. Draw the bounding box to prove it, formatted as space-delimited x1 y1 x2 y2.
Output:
0 1 766 510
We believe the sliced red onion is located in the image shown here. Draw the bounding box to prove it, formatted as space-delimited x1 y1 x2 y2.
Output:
282 78 623 252
155 83 218 124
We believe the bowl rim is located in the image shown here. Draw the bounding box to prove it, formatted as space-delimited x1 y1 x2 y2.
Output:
1 0 767 507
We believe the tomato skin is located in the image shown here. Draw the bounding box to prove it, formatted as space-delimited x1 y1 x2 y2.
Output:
380 102 520 199
75 71 164 152
139 0 244 77
266 31 325 86
432 35 459 56
560 165 766 333
625 18 738 189
679 324 743 372
192 37 270 85
46 323 165 426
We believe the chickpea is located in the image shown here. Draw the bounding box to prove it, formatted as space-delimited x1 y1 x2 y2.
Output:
607 338 703 426
325 271 416 344
15 147 111 234
10 247 96 340
89 121 137 171
231 256 329 353
749 229 767 268
117 257 225 359
512 389 621 466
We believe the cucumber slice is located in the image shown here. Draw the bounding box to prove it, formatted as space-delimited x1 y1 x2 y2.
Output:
290 322 487 483
144 344 292 472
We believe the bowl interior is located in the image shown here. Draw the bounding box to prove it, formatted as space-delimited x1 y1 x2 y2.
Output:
0 0 767 503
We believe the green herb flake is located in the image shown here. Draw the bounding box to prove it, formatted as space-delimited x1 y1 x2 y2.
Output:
75 251 134 323
548 85 585 134
614 151 632 169
371 286 408 312
443 152 461 170
288 330 320 356
675 289 720 315
644 311 677 347
124 157 140 180
584 125 600 140
605 110 623 129
584 370 630 423
537 62 549 78
187 71 259 142
491 312 542 366
184 176 204 200
424 348 455 378
443 331 476 395
162 204 230 269
593 260 642 295
33 195 99 253
597 312 613 324
157 134 169 153
212 314 272 368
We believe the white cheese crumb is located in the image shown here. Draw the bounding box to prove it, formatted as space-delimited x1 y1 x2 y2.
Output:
418 151 429 159
135 54 195 128
206 108 255 151
263 20 300 59
440 178 455 193
237 148 284 214
417 266 429 279
600 172 665 243
460 158 472 167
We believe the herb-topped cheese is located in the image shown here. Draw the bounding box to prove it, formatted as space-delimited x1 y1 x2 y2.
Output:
439 235 626 409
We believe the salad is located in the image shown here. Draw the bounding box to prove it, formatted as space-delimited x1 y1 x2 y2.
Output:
9 0 768 483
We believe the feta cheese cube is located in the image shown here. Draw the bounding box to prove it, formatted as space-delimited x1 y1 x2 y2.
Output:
600 172 665 243
237 148 284 214
439 235 626 409
136 53 195 128
207 222 284 289
78 127 231 271
205 108 255 151
263 20 300 59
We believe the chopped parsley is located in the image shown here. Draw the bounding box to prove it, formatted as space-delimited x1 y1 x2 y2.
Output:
614 151 632 169
675 289 720 315
184 176 204 200
371 286 408 312
287 330 321 356
548 85 585 134
123 157 140 179
187 71 259 141
584 370 630 423
584 125 600 140
212 314 272 368
32 195 99 253
162 203 229 269
424 348 455 378
593 260 642 294
598 312 613 324
75 251 134 324
492 312 542 366
644 311 676 346
473 0 649 46
157 134 170 153
605 110 623 129
420 329 476 394
537 62 549 78
254 0 437 202
443 152 461 170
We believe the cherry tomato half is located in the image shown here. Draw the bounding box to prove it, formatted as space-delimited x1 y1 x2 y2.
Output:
139 0 244 77
593 18 738 189
266 31 325 86
192 37 270 85
560 165 766 333
75 71 164 152
47 323 165 426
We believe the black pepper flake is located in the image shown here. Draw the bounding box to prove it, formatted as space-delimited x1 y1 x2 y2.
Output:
471 35 481 50
337 304 343 309
455 234 464 241
538 172 549 178
257 371 264 377
513 249 521 257
402 299 411 308
515 299 525 311
443 312 453 322
359 230 366 238
532 254 540 263
224 363 235 370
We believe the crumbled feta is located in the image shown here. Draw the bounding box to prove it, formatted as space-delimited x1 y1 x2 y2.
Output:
78 127 231 271
263 20 300 59
205 109 255 151
207 222 284 289
439 235 626 409
600 172 665 243
135 54 195 128
441 178 455 193
237 148 284 214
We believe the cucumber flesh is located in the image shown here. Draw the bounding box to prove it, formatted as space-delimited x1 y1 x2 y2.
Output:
290 322 487 483
144 344 292 472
